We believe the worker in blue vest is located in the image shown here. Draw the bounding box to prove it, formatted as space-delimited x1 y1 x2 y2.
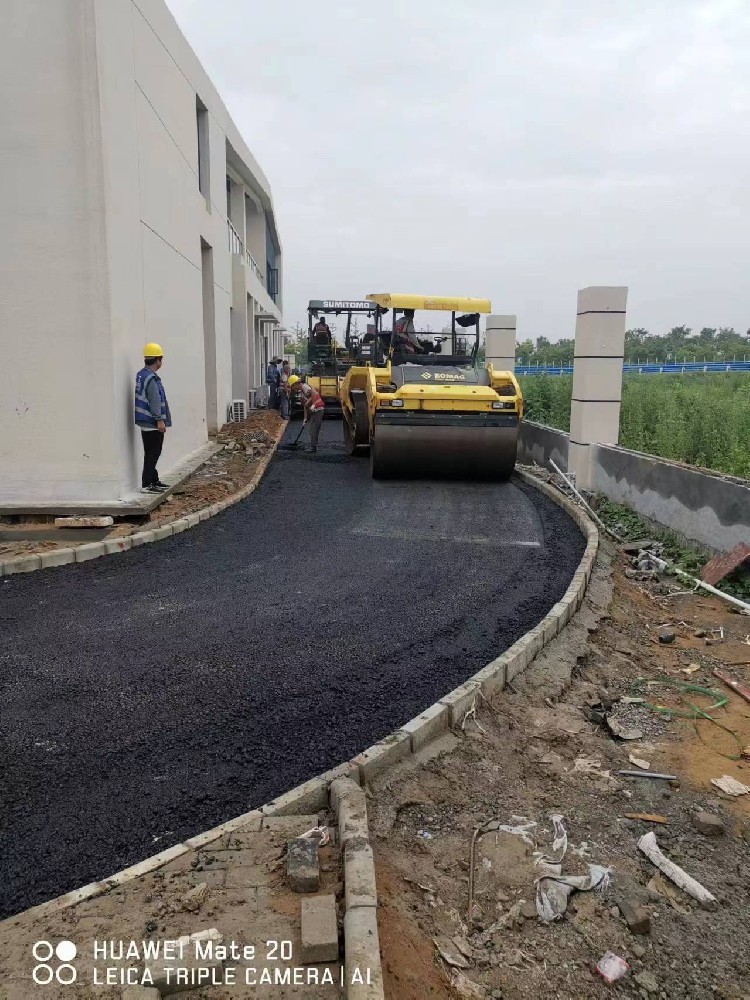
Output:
134 343 172 494
267 357 282 410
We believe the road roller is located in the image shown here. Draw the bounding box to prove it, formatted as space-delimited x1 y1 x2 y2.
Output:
303 298 379 415
338 293 523 480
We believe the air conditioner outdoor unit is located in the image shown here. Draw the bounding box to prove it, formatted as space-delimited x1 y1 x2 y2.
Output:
231 398 247 423
248 388 258 410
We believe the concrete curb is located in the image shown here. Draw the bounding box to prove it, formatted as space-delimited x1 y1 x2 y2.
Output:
3 469 598 1000
0 421 287 577
331 778 384 1000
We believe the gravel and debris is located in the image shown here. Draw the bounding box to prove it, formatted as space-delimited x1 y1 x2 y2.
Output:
371 535 750 1000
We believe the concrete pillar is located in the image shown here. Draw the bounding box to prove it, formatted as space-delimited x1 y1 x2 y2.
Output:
485 315 516 372
246 295 257 389
568 286 628 489
230 256 249 401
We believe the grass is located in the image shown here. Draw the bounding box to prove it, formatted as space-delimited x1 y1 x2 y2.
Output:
519 372 750 479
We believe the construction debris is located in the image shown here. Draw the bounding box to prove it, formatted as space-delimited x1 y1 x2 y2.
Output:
433 935 470 969
618 770 677 781
533 816 610 922
700 542 750 587
691 811 725 837
572 757 611 778
680 663 701 675
638 831 717 910
616 897 651 935
624 813 668 825
628 754 651 770
712 667 750 706
621 539 658 554
596 952 629 984
287 837 320 893
710 774 750 796
54 515 114 528
536 863 610 922
181 882 209 913
607 716 644 740
450 970 486 998
646 873 691 915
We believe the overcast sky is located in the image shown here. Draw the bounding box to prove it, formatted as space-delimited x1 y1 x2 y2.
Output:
167 0 749 341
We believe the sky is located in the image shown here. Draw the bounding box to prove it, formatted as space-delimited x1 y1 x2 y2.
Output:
166 0 750 342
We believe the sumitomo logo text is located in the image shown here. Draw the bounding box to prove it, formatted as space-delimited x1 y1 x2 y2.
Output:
32 940 78 985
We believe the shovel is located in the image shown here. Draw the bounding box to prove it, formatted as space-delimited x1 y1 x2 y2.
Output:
278 421 307 450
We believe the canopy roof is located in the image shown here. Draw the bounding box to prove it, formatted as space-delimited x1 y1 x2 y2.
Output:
366 293 491 313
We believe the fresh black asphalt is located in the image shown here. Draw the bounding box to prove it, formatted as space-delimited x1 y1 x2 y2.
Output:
0 420 585 918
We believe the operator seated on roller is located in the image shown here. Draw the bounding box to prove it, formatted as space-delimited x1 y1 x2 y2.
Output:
312 316 332 346
394 310 443 357
394 309 421 354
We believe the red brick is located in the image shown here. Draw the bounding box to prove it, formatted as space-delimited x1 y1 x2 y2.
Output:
700 543 750 586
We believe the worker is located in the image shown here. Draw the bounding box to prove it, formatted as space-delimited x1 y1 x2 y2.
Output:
394 309 422 354
266 357 282 409
312 316 332 345
134 343 172 493
288 375 325 453
278 360 291 419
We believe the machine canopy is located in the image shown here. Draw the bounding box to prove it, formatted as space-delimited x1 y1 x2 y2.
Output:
366 294 491 314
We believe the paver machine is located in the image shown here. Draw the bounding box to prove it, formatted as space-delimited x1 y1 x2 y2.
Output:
337 293 523 479
304 299 379 415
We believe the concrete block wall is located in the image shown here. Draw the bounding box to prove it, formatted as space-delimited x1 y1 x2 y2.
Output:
591 444 750 553
519 422 749 553
518 421 570 471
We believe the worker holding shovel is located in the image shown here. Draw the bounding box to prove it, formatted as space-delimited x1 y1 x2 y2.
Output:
287 375 325 453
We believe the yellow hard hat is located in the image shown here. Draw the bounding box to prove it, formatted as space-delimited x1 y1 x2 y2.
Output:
144 342 164 357
287 374 301 387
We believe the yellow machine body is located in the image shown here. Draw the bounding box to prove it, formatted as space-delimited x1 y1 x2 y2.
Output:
338 293 523 479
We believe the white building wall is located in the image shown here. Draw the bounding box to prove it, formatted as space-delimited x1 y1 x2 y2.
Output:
0 0 282 505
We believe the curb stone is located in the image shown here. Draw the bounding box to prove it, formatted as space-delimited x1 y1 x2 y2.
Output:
0 420 287 577
3 468 597 1000
331 779 384 1000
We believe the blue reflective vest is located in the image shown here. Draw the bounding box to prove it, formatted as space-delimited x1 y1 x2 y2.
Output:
134 367 172 428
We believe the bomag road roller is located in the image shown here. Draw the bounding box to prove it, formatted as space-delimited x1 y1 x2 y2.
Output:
338 293 523 480
304 299 379 415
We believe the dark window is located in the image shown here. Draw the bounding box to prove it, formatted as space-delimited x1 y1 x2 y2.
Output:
196 96 210 200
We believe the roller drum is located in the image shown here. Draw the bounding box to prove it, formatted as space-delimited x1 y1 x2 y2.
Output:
370 415 518 480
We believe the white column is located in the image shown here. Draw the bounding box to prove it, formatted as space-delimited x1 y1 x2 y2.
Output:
230 256 249 400
246 295 257 391
569 286 628 489
485 314 516 372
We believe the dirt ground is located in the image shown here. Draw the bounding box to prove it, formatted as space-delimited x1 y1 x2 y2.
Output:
370 543 750 1000
0 411 284 560
0 812 343 1000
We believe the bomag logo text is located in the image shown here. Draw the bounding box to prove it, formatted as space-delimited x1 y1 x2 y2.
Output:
434 373 466 381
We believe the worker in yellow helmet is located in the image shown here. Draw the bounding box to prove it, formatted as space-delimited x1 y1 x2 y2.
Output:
134 343 172 493
287 374 325 452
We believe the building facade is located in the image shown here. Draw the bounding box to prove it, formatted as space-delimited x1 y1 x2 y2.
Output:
0 0 283 504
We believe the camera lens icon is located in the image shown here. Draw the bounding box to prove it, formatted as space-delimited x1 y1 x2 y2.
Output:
32 940 77 985
56 941 77 962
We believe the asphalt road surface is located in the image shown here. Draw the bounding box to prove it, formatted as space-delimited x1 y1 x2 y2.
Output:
0 420 585 917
